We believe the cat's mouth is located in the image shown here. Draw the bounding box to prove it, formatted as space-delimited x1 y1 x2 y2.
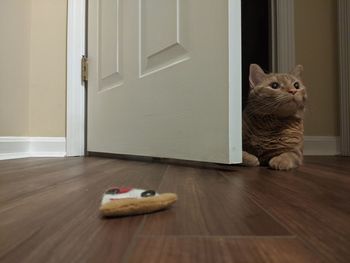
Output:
285 100 298 109
279 95 304 111
291 97 299 103
292 94 305 105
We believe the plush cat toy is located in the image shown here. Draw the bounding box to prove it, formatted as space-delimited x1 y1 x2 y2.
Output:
100 187 177 217
243 64 307 170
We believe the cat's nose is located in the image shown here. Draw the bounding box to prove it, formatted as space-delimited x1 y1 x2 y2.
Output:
288 89 297 95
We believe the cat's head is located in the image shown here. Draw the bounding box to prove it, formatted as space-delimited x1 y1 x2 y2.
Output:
248 64 307 118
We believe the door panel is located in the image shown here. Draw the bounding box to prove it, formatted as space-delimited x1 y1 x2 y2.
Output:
88 0 242 164
140 0 189 77
99 0 123 91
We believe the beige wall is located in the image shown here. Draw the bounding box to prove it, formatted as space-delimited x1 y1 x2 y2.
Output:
0 0 31 136
0 0 67 137
29 0 67 137
295 0 339 136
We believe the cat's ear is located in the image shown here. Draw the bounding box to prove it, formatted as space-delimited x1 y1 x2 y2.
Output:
249 64 266 88
290 65 303 79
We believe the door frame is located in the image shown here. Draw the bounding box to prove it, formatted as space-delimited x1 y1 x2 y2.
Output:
337 0 350 156
65 0 297 157
66 0 86 156
270 0 296 72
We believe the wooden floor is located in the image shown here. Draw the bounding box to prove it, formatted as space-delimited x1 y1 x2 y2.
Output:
0 156 349 263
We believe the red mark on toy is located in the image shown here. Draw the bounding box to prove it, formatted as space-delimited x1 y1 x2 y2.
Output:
118 187 132 194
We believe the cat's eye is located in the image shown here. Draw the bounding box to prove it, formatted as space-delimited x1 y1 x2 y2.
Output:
294 82 300 89
270 82 279 89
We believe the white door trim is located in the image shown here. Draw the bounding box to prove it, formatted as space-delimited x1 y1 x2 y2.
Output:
271 0 296 72
66 0 86 156
337 0 350 156
229 0 242 162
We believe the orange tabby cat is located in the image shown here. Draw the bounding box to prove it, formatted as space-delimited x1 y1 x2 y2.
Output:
243 64 307 170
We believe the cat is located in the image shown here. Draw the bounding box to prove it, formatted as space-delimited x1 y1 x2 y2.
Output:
242 64 307 170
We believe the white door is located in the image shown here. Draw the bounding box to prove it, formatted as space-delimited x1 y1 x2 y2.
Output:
87 0 242 164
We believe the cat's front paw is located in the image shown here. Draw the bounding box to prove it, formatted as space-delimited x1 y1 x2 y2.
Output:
242 151 260 167
269 153 298 171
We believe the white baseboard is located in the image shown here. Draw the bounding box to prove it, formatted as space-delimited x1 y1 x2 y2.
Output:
0 136 339 160
0 137 66 160
304 136 340 156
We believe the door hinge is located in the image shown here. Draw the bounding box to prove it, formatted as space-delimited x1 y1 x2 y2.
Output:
81 55 88 82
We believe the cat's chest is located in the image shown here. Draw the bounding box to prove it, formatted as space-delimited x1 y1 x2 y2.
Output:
243 116 303 152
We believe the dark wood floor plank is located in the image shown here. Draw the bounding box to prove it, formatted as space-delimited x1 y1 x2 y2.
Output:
0 158 166 263
0 156 349 263
306 156 350 171
0 157 55 170
0 157 77 178
128 237 323 263
222 160 350 263
0 158 113 204
141 165 290 236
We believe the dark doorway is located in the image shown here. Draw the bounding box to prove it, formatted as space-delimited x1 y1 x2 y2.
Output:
242 0 271 109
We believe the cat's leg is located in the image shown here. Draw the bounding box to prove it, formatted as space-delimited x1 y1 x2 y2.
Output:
242 151 260 167
269 152 302 170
